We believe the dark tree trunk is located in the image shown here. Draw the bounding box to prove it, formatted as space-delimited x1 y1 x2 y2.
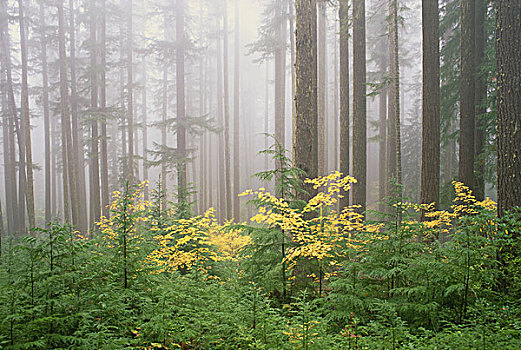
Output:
458 0 475 190
474 0 486 201
496 0 521 216
69 0 87 232
352 0 367 214
223 2 232 219
378 55 387 213
294 0 318 201
339 0 350 210
18 0 35 228
127 0 134 181
420 0 440 219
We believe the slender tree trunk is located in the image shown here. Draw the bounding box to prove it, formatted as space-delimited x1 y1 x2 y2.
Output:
352 0 367 214
275 0 287 172
217 18 226 221
333 12 339 173
378 55 387 213
458 0 475 190
100 0 110 215
0 12 17 234
339 0 350 210
58 0 76 225
317 1 327 175
233 0 240 220
176 0 187 211
473 0 486 201
89 0 101 229
18 0 35 228
294 0 318 201
420 0 440 220
264 61 270 171
161 14 168 211
141 56 148 202
388 0 401 202
289 0 296 145
223 2 232 219
496 0 521 217
69 0 87 232
40 3 51 226
127 0 134 181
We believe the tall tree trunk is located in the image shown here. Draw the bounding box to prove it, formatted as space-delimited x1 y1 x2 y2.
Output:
317 1 327 175
217 18 226 221
69 0 87 232
339 0 350 210
294 0 318 201
264 61 270 171
333 12 339 173
161 14 168 212
233 0 240 220
289 0 296 142
1 0 25 233
100 0 110 215
420 0 440 219
89 0 101 229
473 0 486 201
458 0 475 190
141 55 148 202
223 2 232 219
388 0 401 202
18 0 35 228
176 0 187 211
378 55 387 213
127 0 134 181
0 11 17 234
496 0 521 217
58 0 77 226
275 0 287 171
40 2 51 226
352 0 367 214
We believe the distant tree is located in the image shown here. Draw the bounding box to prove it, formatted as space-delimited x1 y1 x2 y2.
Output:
233 0 240 221
339 0 349 210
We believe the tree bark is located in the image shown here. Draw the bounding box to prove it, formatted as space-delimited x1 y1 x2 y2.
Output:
339 0 350 210
352 0 367 214
233 0 240 220
294 0 318 201
317 1 327 175
378 55 387 213
420 0 440 219
223 2 232 219
473 0 486 201
458 0 475 190
18 0 35 228
496 0 521 216
127 0 134 181
100 0 110 215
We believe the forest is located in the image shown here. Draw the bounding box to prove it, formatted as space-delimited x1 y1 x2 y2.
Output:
0 0 520 348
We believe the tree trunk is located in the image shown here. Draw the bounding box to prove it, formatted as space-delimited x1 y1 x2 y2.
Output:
39 2 51 226
420 0 440 219
294 0 318 201
127 0 134 181
496 0 521 216
388 0 401 202
264 61 270 171
339 0 350 210
18 0 35 228
233 0 240 220
223 3 232 219
458 0 475 190
317 1 327 175
69 0 87 232
275 0 287 169
378 55 387 213
352 0 367 214
89 0 101 229
176 0 187 211
473 0 486 201
100 0 110 215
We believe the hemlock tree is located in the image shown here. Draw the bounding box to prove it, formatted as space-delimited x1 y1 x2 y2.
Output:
420 0 440 219
294 0 318 201
496 0 521 217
